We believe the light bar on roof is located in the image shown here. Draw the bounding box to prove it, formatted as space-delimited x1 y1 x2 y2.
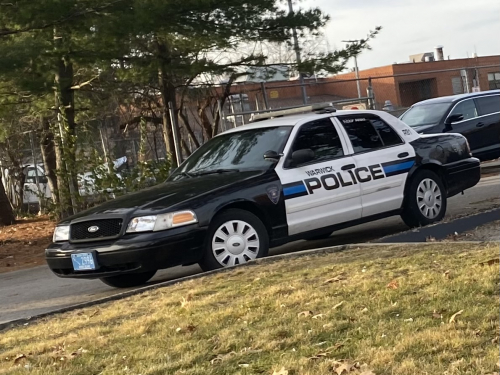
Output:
249 102 335 122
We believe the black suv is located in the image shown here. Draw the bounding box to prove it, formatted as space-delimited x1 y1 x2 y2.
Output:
400 90 500 160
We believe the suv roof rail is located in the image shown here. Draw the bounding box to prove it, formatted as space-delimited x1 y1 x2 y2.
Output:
249 102 336 122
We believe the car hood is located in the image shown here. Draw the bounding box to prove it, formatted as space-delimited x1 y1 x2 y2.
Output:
61 170 263 224
411 123 439 133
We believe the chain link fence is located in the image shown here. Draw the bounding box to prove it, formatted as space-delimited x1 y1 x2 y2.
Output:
221 65 499 123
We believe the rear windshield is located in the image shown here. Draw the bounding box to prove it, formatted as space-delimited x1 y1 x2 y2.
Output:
400 103 451 127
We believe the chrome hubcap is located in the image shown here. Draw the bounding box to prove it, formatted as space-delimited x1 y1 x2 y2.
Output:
212 220 260 267
417 178 442 219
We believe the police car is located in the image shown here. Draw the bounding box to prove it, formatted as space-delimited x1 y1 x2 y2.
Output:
46 103 481 288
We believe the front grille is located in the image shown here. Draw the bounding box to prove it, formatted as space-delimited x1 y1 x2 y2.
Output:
70 219 123 241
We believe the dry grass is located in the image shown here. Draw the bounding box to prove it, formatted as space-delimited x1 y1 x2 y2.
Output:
0 243 499 375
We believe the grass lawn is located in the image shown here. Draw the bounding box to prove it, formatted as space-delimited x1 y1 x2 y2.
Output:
0 243 499 375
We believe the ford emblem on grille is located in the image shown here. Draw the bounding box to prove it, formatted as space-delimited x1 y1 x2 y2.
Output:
88 226 100 233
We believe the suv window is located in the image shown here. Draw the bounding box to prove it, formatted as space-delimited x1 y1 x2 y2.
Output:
291 118 344 164
449 99 478 121
339 116 402 153
475 95 500 116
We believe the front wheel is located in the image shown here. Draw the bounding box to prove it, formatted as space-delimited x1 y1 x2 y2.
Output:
199 209 269 272
100 270 157 288
401 169 447 228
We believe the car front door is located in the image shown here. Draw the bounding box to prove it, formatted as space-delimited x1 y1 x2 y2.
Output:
474 94 500 155
335 114 416 218
444 98 483 153
275 118 361 236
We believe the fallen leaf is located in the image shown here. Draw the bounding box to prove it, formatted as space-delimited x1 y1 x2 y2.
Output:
386 280 399 289
404 318 414 322
308 351 330 360
480 258 500 267
272 367 288 375
432 313 442 319
186 324 197 332
323 323 333 328
333 301 344 310
361 307 368 313
238 364 250 368
324 275 345 284
13 354 26 363
449 310 464 323
335 362 353 375
298 310 313 318
312 314 324 320
360 370 376 375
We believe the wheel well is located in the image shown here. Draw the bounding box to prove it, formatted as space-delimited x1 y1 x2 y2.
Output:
213 201 272 237
404 164 448 203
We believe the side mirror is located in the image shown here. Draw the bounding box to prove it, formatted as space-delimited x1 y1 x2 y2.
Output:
291 149 315 166
445 114 464 125
263 150 282 162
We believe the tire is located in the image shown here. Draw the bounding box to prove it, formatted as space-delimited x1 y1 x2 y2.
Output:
305 232 333 241
100 270 157 288
401 169 447 228
199 209 269 272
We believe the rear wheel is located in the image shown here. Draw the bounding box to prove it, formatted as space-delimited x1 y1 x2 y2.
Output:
199 209 269 272
401 169 447 228
100 270 157 288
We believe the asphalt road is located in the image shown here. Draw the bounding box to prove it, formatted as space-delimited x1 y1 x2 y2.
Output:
0 174 498 326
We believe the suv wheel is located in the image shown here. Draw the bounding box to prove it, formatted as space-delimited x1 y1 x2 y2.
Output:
100 270 157 288
401 169 447 228
199 209 269 272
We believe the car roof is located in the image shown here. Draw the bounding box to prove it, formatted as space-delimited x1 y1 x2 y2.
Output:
413 89 500 106
222 110 386 134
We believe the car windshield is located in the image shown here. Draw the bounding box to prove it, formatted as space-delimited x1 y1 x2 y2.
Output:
169 126 292 180
400 103 451 127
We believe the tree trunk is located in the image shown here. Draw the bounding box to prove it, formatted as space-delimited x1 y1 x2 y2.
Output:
55 55 79 215
0 178 14 226
39 117 59 206
156 39 179 167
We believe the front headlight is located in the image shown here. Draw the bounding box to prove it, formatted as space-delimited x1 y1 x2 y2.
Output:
53 225 70 242
126 211 197 233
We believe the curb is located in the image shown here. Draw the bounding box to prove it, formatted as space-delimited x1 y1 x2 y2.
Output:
0 240 493 332
376 207 500 243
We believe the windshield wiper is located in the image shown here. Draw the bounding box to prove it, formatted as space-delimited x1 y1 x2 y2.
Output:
191 168 240 177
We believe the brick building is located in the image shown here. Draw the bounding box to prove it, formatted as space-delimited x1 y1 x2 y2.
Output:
227 54 500 111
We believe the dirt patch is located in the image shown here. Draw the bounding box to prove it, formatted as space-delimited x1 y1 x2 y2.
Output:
443 220 500 242
0 217 55 273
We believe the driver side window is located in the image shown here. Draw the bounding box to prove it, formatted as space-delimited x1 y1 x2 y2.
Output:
291 118 344 165
449 100 478 121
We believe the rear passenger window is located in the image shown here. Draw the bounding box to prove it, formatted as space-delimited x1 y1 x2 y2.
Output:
475 95 500 116
339 116 402 153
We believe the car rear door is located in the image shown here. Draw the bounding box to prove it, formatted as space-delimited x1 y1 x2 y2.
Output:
274 118 361 236
334 114 416 218
474 94 500 155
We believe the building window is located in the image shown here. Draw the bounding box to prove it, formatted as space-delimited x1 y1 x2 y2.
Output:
488 73 500 90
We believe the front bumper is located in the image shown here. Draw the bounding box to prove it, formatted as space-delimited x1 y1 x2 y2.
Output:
45 225 207 279
444 157 481 197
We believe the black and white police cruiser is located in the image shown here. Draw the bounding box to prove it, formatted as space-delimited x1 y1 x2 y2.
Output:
47 103 481 287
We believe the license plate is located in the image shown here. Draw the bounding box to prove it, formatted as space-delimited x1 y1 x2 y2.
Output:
71 252 98 271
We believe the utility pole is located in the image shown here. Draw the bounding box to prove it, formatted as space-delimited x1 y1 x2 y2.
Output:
288 0 308 104
342 39 362 99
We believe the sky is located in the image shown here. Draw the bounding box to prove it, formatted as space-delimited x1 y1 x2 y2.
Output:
302 0 500 70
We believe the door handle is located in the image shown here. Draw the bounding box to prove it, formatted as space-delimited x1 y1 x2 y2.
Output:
341 164 356 171
476 122 485 128
398 152 409 158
